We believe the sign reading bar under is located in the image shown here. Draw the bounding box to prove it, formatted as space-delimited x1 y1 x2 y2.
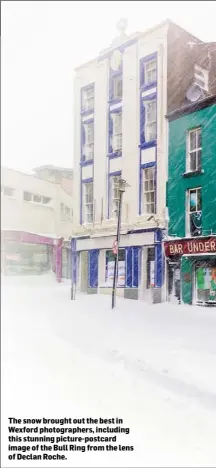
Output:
164 237 216 257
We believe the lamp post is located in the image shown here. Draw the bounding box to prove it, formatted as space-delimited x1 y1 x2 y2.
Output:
111 178 128 309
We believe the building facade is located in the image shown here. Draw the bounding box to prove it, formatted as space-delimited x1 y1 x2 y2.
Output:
72 19 216 302
1 167 74 279
165 95 216 305
33 165 73 196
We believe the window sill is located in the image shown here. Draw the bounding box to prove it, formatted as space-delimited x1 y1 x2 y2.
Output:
108 98 122 106
140 81 157 92
139 140 157 149
182 170 204 178
80 108 94 116
80 159 94 167
107 151 122 159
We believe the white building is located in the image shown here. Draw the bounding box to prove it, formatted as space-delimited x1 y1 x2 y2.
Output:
1 166 73 239
72 19 204 302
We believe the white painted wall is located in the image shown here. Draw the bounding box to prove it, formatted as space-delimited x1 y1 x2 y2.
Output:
73 23 169 237
1 167 73 239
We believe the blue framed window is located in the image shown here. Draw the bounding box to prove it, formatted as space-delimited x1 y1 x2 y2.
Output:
141 163 156 215
108 109 122 156
81 84 95 114
108 171 121 219
81 118 94 163
140 93 157 148
81 178 93 224
140 53 157 91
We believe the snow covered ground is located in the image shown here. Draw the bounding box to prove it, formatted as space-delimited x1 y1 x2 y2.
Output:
2 273 216 467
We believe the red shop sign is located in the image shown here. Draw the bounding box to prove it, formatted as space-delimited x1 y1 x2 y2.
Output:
164 237 216 257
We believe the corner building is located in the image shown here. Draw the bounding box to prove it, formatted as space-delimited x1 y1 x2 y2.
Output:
72 19 215 302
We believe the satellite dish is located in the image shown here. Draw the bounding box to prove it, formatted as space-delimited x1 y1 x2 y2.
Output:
186 83 204 103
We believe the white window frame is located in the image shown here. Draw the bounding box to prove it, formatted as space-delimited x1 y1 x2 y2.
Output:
82 86 94 111
83 182 93 224
194 64 209 92
84 122 94 160
144 99 157 142
186 187 202 237
113 75 122 100
109 175 120 219
60 202 73 219
112 112 122 152
142 167 155 214
187 127 202 172
144 59 157 86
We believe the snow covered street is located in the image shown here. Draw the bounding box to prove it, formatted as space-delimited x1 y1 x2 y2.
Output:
2 274 216 467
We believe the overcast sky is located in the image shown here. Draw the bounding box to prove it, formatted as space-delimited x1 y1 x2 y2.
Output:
2 1 216 173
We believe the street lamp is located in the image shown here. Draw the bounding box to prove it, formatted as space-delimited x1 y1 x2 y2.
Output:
111 178 129 309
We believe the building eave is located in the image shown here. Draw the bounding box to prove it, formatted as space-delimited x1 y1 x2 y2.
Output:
166 94 216 121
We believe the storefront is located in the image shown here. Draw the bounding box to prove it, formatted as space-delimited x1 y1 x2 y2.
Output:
73 228 165 302
164 236 216 306
1 230 57 278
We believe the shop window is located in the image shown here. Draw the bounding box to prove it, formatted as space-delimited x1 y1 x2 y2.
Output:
187 187 202 237
196 264 216 303
105 249 125 287
187 127 202 172
147 247 155 288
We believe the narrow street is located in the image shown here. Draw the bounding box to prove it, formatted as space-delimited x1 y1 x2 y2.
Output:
2 275 216 467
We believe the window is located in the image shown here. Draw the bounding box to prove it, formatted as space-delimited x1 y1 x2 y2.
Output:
113 75 122 99
60 202 72 218
144 100 156 142
145 59 156 85
2 186 15 197
147 247 155 289
112 112 122 152
194 64 209 92
187 127 202 172
82 85 94 111
109 175 120 218
84 122 94 160
33 194 42 203
187 188 202 237
195 262 216 304
83 182 93 223
105 249 125 287
23 191 32 201
142 167 155 214
23 191 53 206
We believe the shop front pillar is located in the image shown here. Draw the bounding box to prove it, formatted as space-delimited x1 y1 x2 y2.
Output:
55 238 63 283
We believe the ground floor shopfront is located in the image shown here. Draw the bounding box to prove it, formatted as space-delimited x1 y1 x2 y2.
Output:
71 228 165 303
164 236 216 306
1 230 69 282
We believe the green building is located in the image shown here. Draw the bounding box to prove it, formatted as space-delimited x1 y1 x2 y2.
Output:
165 94 216 306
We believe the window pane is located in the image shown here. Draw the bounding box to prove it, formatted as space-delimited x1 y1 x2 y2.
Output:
190 152 197 171
23 191 32 201
4 186 14 196
33 194 41 203
197 189 202 211
189 131 196 151
197 128 202 148
197 150 202 170
189 190 197 212
43 197 52 205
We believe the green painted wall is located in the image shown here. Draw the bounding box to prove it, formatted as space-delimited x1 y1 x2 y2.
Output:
168 104 216 237
181 257 193 304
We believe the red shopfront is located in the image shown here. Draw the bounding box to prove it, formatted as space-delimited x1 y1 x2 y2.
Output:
164 237 216 306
